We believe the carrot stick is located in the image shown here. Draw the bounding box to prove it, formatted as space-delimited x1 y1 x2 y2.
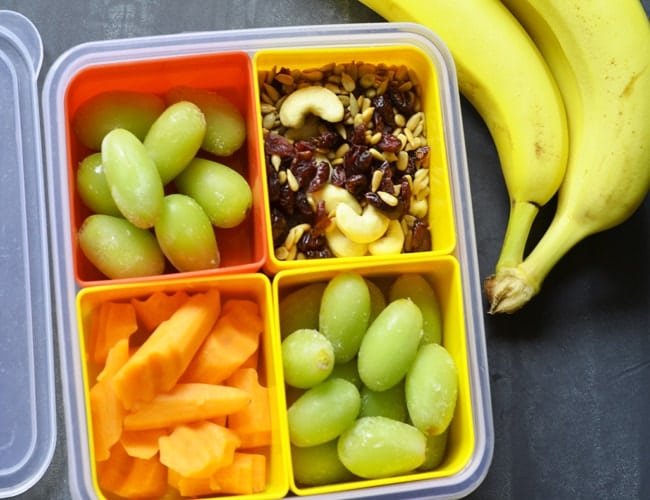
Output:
181 299 262 384
89 301 138 364
210 452 266 494
131 290 189 333
120 428 168 459
168 469 220 497
227 367 272 448
96 442 167 498
159 421 241 479
123 383 250 431
90 338 129 461
112 288 221 409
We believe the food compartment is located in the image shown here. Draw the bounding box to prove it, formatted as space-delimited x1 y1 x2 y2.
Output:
254 45 457 274
64 51 268 286
75 273 289 499
273 256 475 496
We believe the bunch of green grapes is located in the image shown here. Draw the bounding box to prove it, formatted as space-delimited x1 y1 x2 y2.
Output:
73 89 252 279
279 272 458 485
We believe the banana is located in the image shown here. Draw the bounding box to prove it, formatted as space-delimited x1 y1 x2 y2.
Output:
359 0 569 272
487 0 650 313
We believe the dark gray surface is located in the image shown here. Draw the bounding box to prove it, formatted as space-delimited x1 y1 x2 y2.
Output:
3 1 649 498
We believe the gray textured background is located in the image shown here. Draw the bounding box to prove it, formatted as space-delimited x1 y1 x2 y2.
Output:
2 1 649 499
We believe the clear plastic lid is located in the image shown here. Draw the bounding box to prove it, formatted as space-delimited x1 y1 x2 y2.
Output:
0 10 56 498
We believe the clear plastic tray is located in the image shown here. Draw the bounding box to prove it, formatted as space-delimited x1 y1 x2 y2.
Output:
0 10 56 498
42 23 494 499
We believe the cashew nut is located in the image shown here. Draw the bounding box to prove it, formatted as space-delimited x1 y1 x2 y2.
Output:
368 219 405 256
308 183 361 215
335 203 390 244
325 223 368 257
279 86 345 129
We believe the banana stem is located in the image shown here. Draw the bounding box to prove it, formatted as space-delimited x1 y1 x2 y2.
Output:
518 213 588 291
486 212 589 313
495 200 540 271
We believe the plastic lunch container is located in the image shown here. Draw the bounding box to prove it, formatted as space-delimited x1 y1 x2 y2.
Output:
1 9 493 499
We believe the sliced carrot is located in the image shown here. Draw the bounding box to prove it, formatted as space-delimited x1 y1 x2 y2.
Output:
168 468 220 497
210 452 266 494
112 288 221 409
211 414 227 427
123 383 251 431
181 299 262 384
227 367 272 448
221 299 264 329
97 442 167 499
90 338 129 461
131 290 189 333
159 421 241 479
89 301 138 364
240 348 260 370
120 428 168 459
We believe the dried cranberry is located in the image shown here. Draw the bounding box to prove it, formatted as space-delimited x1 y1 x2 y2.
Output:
265 133 294 157
377 133 402 153
291 159 317 189
350 124 367 145
330 165 346 187
364 191 405 220
308 161 330 192
278 183 295 216
266 165 281 203
387 87 415 116
270 208 288 246
372 94 395 131
313 129 340 150
345 173 369 199
312 200 331 236
409 220 432 252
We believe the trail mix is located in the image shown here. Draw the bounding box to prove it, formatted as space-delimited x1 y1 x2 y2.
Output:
259 61 433 260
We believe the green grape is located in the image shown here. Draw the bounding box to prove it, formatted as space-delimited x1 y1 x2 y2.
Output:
357 298 423 391
291 440 357 486
359 382 407 421
389 273 443 345
287 378 360 447
143 100 206 185
174 158 252 228
101 128 164 229
76 152 121 216
78 214 165 279
72 90 165 151
405 343 458 436
365 278 387 324
165 86 246 157
337 416 426 479
282 329 335 389
278 282 327 339
326 358 362 389
319 272 371 363
418 428 449 471
154 194 220 272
